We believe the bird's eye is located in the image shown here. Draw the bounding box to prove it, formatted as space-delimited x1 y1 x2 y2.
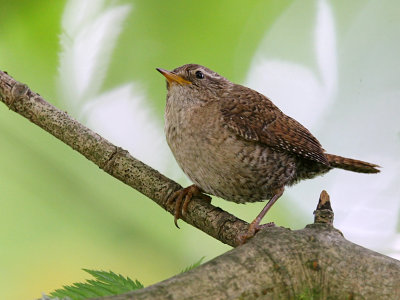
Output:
195 70 204 79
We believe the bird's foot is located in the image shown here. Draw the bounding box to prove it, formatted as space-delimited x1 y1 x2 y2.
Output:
167 184 211 228
237 188 283 245
237 221 276 245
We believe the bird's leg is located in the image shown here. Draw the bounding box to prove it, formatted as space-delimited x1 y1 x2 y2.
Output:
167 184 211 228
238 187 284 245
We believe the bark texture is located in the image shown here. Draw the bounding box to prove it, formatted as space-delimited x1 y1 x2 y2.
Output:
97 201 400 299
2 70 400 299
0 70 248 247
100 224 400 299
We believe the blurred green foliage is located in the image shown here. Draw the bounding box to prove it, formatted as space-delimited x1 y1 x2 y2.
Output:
0 1 294 299
2 0 399 299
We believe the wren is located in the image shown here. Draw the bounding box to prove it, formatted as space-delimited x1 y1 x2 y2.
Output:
157 64 379 243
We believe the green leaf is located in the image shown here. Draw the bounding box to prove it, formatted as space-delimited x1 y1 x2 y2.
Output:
180 257 205 273
49 269 143 300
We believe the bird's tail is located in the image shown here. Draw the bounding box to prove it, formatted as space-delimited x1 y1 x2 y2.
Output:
325 154 380 173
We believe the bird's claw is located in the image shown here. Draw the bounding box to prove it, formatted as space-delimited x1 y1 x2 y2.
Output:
237 221 276 245
167 184 211 228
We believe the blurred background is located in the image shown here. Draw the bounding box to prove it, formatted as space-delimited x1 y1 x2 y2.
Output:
0 0 399 298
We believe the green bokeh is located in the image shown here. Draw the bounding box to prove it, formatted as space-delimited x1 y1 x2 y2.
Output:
0 1 292 298
4 0 397 299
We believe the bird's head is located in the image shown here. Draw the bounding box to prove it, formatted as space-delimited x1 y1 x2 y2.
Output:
157 64 230 104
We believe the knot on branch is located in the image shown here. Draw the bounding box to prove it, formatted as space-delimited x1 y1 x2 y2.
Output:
10 82 29 110
103 147 128 173
313 190 334 225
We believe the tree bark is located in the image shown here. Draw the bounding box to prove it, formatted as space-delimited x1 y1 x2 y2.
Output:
101 224 400 299
1 70 400 299
98 192 400 299
0 70 248 247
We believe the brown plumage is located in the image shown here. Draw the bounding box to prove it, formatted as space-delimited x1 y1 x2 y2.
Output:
157 64 380 243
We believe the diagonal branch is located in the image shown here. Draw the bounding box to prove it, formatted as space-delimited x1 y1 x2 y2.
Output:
0 70 248 247
4 70 400 300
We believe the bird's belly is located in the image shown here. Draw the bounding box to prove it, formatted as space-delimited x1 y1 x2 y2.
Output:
166 123 296 203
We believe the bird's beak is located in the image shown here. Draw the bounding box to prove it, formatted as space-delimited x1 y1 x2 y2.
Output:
156 68 192 85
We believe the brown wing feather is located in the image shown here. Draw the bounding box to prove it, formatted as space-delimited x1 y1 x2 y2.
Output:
220 85 329 165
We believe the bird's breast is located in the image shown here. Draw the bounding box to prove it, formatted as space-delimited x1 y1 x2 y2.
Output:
165 99 212 159
164 98 299 203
